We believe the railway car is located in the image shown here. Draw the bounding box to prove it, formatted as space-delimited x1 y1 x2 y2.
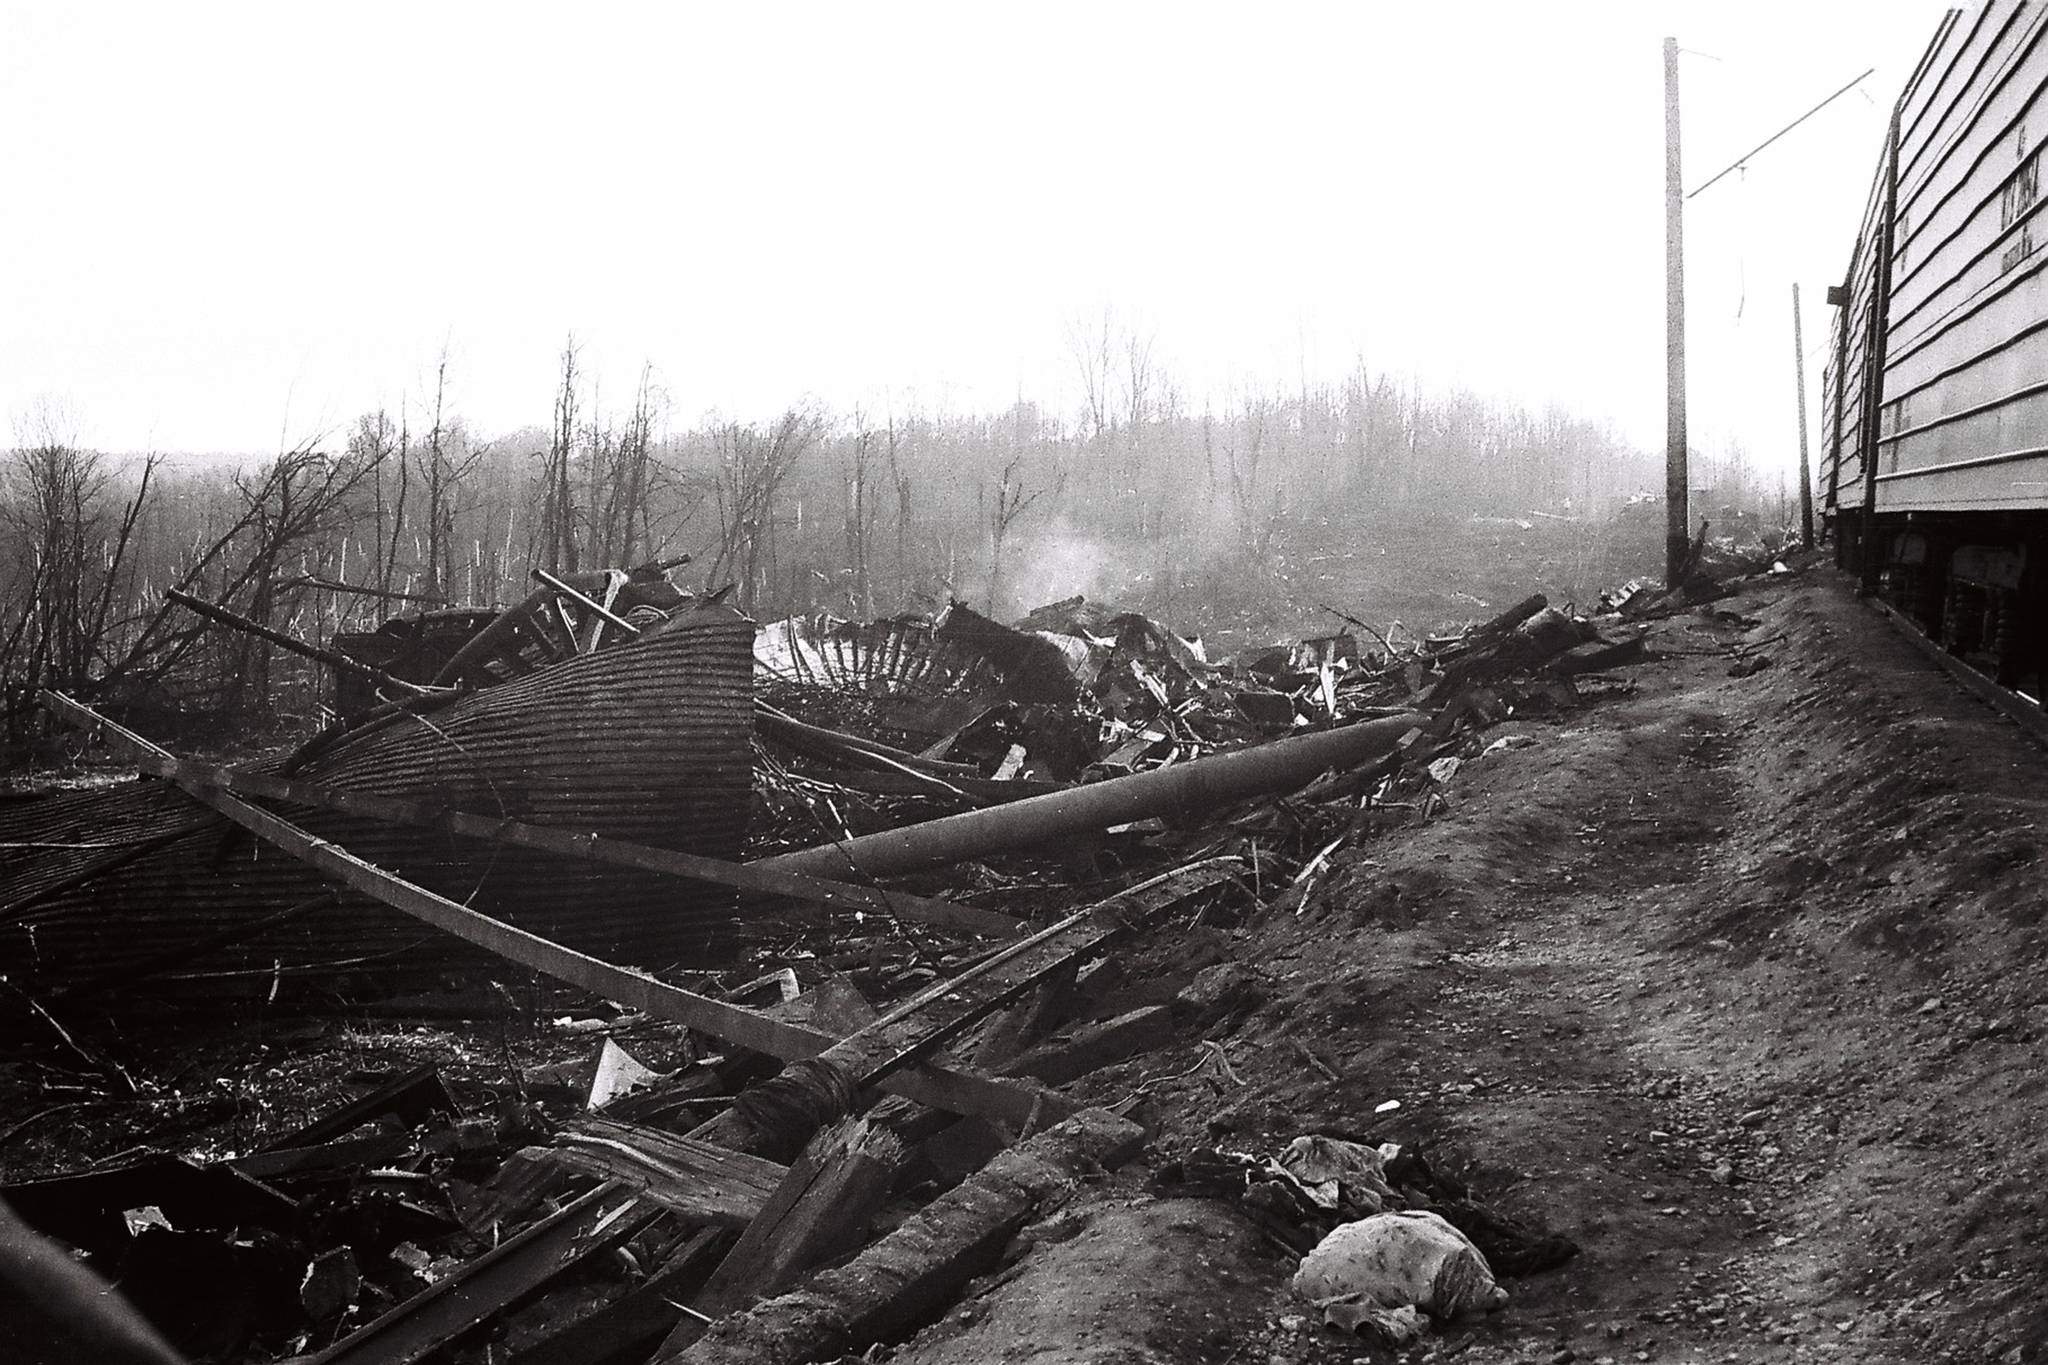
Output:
1824 0 2048 692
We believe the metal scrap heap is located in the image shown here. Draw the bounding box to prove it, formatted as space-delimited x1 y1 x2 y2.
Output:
0 566 1682 1365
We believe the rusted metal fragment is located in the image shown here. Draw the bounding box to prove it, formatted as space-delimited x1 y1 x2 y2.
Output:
934 601 1081 704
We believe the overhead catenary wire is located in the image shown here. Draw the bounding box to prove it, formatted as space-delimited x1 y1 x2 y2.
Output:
1688 67 1878 200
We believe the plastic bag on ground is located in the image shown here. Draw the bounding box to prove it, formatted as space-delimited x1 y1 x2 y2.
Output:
1292 1209 1508 1329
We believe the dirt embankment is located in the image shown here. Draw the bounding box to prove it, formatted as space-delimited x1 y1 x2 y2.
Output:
886 570 2048 1365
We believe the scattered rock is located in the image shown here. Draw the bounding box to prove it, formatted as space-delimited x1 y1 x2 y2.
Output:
1175 962 1264 1024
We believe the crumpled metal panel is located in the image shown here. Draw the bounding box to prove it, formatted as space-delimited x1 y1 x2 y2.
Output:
754 612 1000 697
0 782 440 999
0 605 756 1001
286 604 755 963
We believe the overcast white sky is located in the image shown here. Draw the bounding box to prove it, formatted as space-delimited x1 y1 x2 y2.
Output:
0 2 1951 473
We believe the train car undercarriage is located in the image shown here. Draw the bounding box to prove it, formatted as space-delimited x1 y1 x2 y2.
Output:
1837 511 2048 696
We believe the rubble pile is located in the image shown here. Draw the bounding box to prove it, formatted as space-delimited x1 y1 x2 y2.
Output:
0 558 1734 1365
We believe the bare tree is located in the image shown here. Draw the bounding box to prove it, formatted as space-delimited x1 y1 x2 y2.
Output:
985 452 1045 616
1066 309 1115 441
1222 390 1284 565
416 351 485 600
350 409 401 596
1123 326 1156 433
883 406 917 606
844 409 881 617
706 406 821 614
587 362 662 567
540 337 582 574
0 439 159 734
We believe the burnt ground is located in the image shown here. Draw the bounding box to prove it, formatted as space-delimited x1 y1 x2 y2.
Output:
6 563 2045 1365
882 570 2048 1365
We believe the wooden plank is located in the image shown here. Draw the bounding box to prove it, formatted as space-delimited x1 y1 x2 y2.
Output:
545 1118 788 1228
305 1182 660 1365
1002 1005 1177 1088
520 876 1220 1361
687 1118 906 1320
41 690 1019 939
262 1063 457 1149
826 859 1242 1089
229 1133 410 1181
675 1110 1146 1365
505 1227 730 1365
39 692 1056 1131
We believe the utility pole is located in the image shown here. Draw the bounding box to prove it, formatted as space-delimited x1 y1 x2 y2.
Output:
1668 57 1870 573
1792 283 1814 549
1664 36 1689 588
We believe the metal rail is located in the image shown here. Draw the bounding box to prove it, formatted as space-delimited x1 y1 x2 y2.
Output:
1863 593 2048 752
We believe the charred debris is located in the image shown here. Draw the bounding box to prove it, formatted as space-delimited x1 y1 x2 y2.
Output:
0 552 1771 1364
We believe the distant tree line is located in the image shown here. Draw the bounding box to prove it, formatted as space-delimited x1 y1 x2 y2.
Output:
0 329 1656 750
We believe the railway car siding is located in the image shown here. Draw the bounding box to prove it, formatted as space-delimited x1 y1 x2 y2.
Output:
1827 0 2048 703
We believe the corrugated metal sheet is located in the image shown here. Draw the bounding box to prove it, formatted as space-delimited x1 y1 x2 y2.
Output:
0 604 756 1001
0 783 446 1000
754 612 1001 696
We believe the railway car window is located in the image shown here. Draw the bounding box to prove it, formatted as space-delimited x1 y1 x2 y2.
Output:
1998 147 2041 276
2001 146 2040 232
2003 223 2036 275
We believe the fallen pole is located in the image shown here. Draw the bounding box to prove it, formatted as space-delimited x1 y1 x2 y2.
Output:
164 588 441 699
756 712 1423 881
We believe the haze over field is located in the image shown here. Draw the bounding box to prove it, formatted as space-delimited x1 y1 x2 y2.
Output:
3 1 1945 470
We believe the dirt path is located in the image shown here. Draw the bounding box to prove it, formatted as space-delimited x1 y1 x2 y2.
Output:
890 570 2048 1365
